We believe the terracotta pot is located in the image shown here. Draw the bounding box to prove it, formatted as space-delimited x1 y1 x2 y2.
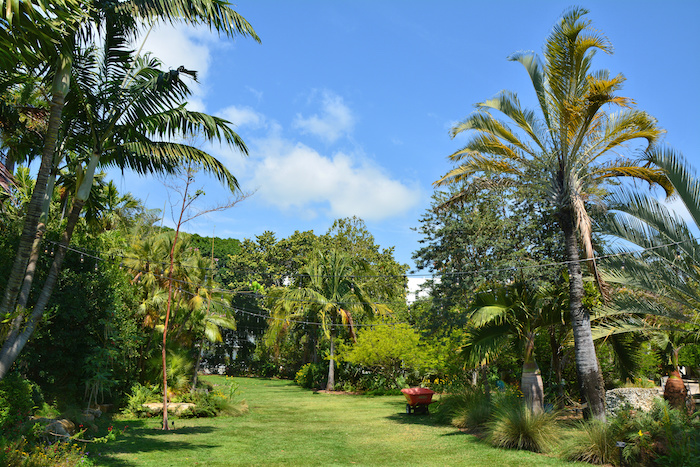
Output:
663 370 687 410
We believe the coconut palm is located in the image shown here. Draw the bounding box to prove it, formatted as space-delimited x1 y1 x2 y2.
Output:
267 249 392 390
435 7 674 419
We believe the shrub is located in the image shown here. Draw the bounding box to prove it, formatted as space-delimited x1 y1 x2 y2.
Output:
294 363 326 389
562 398 700 466
122 383 159 417
124 378 247 419
0 437 94 467
0 373 38 435
485 395 560 453
174 379 248 418
618 398 700 466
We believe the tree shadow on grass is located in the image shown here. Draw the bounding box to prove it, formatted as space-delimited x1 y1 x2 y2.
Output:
88 419 220 467
385 407 472 438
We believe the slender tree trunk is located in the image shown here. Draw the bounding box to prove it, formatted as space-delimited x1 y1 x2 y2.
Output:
481 365 491 401
0 56 71 322
162 173 191 430
326 332 335 391
192 339 205 391
0 198 84 379
560 209 606 420
17 171 58 311
549 325 564 407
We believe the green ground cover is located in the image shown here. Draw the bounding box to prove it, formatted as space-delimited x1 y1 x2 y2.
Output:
90 377 584 466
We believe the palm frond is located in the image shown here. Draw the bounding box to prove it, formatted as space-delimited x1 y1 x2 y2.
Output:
647 146 700 227
118 0 260 42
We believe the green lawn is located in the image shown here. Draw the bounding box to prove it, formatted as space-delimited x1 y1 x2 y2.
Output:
90 377 584 466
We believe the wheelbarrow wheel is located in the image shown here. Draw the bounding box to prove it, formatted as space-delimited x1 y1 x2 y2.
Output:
406 404 412 414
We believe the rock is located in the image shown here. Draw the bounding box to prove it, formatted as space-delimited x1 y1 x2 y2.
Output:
92 404 112 414
142 402 196 416
45 419 75 440
85 407 103 418
605 388 661 418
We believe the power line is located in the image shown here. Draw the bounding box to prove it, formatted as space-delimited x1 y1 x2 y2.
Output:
43 236 698 281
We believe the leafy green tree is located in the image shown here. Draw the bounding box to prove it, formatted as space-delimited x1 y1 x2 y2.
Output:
413 182 565 336
339 323 433 387
435 8 673 419
215 230 317 372
267 249 393 390
19 239 142 403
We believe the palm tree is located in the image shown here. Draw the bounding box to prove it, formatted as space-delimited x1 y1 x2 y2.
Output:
601 149 700 409
267 249 391 390
0 0 259 380
462 281 560 413
0 0 85 323
603 149 700 319
435 7 674 419
0 9 258 381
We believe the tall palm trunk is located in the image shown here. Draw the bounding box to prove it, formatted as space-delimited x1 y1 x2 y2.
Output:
0 147 96 379
17 172 59 310
560 208 606 420
0 56 71 322
0 197 84 378
521 332 544 414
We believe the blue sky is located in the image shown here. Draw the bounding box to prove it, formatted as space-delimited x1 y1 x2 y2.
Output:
107 0 700 275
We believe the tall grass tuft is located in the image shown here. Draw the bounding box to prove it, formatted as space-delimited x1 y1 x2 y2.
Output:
561 420 617 465
432 387 492 430
485 395 560 452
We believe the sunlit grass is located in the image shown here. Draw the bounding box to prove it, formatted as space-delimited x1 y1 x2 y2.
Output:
89 377 586 466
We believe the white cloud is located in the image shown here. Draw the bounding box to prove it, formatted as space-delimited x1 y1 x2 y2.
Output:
219 105 267 130
292 90 355 143
134 24 217 107
249 137 420 221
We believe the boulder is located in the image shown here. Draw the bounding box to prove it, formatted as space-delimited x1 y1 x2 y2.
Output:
45 419 75 440
142 402 196 416
605 387 661 418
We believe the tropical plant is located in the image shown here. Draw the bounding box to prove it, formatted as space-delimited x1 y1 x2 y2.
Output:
561 419 618 465
267 249 393 390
485 393 560 453
435 7 674 419
0 0 259 382
602 149 700 327
461 281 554 413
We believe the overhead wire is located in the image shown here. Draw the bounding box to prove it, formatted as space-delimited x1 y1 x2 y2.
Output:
41 236 699 281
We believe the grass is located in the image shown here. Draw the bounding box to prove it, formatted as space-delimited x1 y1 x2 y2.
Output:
88 377 586 466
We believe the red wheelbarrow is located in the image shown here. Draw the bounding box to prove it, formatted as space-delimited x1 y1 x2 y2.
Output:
401 387 436 415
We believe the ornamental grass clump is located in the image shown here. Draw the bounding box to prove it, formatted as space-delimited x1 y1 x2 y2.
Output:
433 387 492 431
561 420 618 465
485 395 560 452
